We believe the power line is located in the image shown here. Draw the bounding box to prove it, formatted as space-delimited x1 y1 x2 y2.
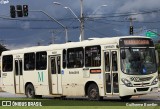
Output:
86 9 160 18
0 16 77 22
0 26 79 30
87 18 160 24
1 8 160 22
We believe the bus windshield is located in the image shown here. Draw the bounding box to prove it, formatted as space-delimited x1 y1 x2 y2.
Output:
121 48 157 75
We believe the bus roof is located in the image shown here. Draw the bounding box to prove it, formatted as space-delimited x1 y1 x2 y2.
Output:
1 36 150 55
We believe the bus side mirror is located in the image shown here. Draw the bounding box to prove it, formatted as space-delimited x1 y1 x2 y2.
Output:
155 50 159 65
121 50 126 59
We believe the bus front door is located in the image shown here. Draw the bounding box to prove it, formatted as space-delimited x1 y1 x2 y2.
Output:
49 55 62 94
104 50 119 95
14 59 24 93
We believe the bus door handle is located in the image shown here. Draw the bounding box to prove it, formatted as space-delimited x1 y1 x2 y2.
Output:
83 68 89 70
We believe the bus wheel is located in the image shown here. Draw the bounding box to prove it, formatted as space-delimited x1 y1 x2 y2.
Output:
88 84 101 101
120 95 132 101
25 84 36 98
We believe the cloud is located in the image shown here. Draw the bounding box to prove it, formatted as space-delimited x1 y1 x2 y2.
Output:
5 43 34 50
116 0 160 21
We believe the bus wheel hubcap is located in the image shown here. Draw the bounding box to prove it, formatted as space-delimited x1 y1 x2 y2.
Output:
90 89 97 98
28 88 33 97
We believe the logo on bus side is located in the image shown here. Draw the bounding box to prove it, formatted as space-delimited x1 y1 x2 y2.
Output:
38 72 44 82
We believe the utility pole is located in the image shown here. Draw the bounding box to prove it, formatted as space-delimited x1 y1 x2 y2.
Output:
50 30 56 44
80 0 84 41
53 0 90 41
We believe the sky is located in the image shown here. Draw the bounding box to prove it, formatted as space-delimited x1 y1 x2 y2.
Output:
0 0 160 49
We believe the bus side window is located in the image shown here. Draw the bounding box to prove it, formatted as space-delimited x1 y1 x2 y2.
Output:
57 56 61 74
51 57 56 74
112 51 118 71
24 52 35 71
2 55 13 72
105 52 110 72
63 49 66 69
85 45 101 67
67 47 84 68
36 51 47 70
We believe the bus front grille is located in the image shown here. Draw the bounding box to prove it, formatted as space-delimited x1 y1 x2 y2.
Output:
136 87 149 92
133 83 150 86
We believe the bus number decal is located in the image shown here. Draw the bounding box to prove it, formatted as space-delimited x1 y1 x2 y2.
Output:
38 72 44 82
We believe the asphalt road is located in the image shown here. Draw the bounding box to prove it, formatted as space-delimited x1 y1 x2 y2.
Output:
0 91 159 101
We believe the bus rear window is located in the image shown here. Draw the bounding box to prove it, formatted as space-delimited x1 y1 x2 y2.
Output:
2 55 13 72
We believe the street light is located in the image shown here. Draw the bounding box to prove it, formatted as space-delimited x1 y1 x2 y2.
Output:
53 1 107 41
53 1 84 41
64 7 80 22
53 2 61 5
30 10 68 43
86 5 107 22
53 2 79 21
89 5 107 17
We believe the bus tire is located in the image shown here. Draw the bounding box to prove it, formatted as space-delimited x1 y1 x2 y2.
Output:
88 84 101 101
25 84 36 98
120 95 132 101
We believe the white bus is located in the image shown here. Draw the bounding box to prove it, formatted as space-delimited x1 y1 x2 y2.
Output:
1 36 159 100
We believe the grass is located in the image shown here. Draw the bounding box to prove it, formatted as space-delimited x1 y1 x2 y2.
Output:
0 106 160 109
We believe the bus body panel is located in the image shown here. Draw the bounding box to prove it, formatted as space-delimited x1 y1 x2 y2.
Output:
119 73 159 96
1 36 158 99
62 68 85 96
1 71 15 93
23 70 50 95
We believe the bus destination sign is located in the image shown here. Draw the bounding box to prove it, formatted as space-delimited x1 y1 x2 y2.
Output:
124 39 149 45
119 38 154 47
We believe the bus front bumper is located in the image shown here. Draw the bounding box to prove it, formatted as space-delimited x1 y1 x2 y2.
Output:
119 84 159 97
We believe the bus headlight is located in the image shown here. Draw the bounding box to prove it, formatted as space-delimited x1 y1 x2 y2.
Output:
151 77 158 85
121 78 133 87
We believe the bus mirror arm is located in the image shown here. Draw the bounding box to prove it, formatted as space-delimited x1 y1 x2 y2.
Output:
121 50 126 59
155 50 159 65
